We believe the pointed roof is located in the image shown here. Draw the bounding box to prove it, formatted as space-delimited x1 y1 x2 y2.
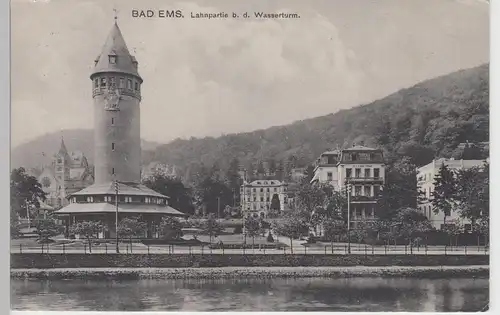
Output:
58 137 69 157
91 22 142 80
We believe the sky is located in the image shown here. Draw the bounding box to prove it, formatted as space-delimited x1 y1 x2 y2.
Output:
11 0 489 147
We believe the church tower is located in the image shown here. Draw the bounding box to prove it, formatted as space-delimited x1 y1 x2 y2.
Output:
90 20 142 184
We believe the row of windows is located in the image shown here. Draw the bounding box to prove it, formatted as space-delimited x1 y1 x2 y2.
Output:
350 185 381 197
345 168 381 179
71 196 166 205
242 187 284 193
93 76 140 92
343 152 383 162
244 197 288 203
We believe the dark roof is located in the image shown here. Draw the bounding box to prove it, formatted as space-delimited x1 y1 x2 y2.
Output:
91 22 142 80
68 182 167 198
54 202 186 217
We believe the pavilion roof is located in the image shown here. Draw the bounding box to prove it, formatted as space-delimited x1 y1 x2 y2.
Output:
54 202 187 217
68 182 167 198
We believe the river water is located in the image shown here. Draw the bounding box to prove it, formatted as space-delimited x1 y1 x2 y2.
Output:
11 277 488 312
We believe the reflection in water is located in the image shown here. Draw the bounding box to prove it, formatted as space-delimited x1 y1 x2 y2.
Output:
11 277 488 312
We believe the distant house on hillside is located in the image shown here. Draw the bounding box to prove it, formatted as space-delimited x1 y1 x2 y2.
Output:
141 161 178 180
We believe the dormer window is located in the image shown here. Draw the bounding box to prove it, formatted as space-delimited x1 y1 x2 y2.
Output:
109 55 117 64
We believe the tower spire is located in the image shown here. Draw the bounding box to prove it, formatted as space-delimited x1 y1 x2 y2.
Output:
113 8 118 24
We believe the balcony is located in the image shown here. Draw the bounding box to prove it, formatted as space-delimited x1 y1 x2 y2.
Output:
346 177 383 183
350 195 377 203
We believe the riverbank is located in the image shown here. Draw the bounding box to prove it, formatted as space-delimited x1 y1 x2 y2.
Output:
11 265 489 280
10 253 489 268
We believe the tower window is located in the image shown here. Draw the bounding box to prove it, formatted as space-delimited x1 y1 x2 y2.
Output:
127 79 132 90
119 78 125 89
112 143 115 150
101 77 106 87
94 79 98 88
110 77 116 88
111 117 114 125
134 82 139 91
109 55 117 64
112 168 115 175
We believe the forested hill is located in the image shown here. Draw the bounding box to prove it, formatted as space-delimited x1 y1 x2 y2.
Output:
143 63 489 177
12 63 489 179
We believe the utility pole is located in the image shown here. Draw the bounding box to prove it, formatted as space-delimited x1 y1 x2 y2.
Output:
347 183 351 254
233 188 236 208
217 197 221 223
115 179 120 253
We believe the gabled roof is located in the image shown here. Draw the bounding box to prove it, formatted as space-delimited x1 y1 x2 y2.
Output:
69 181 168 198
91 22 141 79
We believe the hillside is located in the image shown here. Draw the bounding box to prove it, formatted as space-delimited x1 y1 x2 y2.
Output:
11 129 160 169
12 64 489 178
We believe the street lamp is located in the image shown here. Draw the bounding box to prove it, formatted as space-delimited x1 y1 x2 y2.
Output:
346 183 351 254
114 179 120 253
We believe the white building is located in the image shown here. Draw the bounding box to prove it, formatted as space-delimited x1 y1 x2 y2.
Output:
240 179 288 218
310 145 385 226
417 158 488 230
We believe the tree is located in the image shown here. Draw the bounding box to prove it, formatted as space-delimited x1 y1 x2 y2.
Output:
10 167 46 219
302 165 315 184
256 160 266 177
200 213 223 243
158 216 184 240
35 215 63 243
455 163 489 225
143 173 194 214
69 221 104 253
275 160 285 181
272 212 309 253
10 216 22 239
432 164 457 226
441 219 462 247
392 208 433 250
117 217 147 249
244 216 261 249
322 217 346 248
268 159 277 175
192 175 233 216
268 194 281 218
377 157 422 221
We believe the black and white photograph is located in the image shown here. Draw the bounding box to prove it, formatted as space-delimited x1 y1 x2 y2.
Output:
9 0 490 312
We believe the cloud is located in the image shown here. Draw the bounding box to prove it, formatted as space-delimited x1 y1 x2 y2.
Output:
10 0 489 146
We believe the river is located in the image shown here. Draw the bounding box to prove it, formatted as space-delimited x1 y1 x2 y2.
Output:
11 277 488 312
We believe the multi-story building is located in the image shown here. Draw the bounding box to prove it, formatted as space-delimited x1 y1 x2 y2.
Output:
417 158 488 230
310 145 385 226
240 179 287 218
36 138 94 208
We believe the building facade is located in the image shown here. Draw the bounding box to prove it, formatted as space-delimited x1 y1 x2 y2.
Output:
240 179 288 218
55 20 186 239
37 138 94 208
417 158 488 230
311 145 385 226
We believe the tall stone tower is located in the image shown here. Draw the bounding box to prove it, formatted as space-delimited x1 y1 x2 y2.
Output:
90 21 142 184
